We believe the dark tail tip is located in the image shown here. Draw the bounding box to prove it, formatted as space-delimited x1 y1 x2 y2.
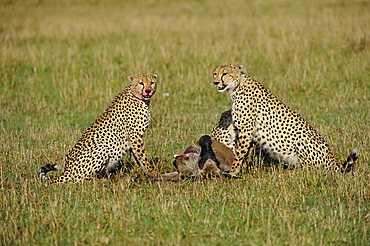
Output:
38 163 62 180
342 148 359 172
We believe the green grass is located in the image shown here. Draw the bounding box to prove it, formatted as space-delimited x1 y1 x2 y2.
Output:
1 0 369 245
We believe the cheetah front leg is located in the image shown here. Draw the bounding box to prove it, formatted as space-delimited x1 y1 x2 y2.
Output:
229 125 255 177
129 134 153 174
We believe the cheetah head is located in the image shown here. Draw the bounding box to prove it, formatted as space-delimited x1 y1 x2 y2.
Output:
129 74 158 102
213 64 244 92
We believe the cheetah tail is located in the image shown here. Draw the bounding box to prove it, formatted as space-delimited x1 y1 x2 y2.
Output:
38 163 62 181
342 148 359 172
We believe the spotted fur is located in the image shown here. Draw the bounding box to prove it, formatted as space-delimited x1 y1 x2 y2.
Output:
212 109 266 171
211 110 238 151
212 64 359 175
38 74 158 183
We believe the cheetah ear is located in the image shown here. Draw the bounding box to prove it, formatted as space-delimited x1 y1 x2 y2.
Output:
238 65 245 74
153 74 158 80
127 76 134 82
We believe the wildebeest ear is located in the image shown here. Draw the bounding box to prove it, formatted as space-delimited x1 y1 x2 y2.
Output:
127 76 133 81
153 74 158 79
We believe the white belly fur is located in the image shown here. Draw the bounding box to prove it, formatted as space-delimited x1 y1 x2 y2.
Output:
252 124 301 169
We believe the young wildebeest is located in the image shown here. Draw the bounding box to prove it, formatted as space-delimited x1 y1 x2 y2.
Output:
156 135 235 181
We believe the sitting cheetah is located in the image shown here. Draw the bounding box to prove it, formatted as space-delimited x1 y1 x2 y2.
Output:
212 64 359 176
39 74 158 184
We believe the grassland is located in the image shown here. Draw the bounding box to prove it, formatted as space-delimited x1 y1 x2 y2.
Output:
1 0 369 245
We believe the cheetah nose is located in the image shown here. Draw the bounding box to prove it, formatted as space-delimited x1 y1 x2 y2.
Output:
145 89 151 94
213 81 219 86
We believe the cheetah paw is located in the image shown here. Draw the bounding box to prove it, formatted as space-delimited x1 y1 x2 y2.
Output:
221 171 241 179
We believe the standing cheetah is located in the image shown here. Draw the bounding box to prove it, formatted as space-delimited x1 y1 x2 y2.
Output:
212 64 359 176
39 74 158 183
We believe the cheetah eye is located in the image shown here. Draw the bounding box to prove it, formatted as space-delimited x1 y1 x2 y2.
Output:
151 81 155 85
213 73 217 77
222 72 228 77
139 81 144 86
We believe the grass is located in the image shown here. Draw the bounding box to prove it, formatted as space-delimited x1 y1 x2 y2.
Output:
1 0 369 245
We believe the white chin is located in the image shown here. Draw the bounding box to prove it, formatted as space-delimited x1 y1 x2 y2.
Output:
218 87 228 92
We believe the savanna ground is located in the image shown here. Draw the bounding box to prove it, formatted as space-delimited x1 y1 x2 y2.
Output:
1 0 369 245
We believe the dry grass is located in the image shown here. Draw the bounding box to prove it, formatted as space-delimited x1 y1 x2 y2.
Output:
1 0 369 245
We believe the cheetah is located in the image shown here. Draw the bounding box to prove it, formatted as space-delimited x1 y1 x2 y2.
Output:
38 74 158 183
212 64 359 176
211 110 238 151
212 109 270 171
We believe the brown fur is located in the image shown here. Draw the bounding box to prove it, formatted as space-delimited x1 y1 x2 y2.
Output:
155 137 234 181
